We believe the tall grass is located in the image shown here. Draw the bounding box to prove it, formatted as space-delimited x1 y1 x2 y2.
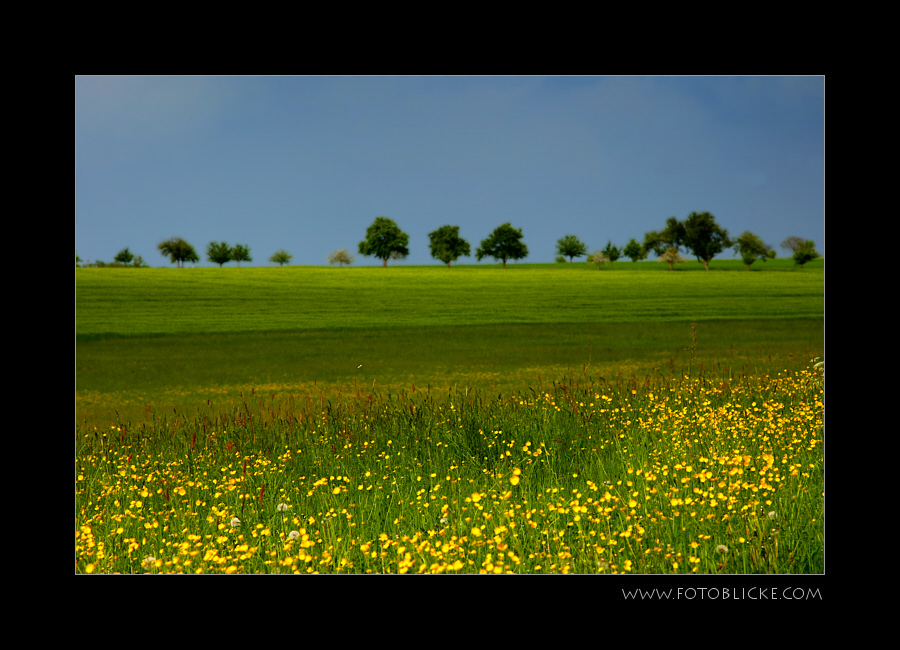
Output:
75 354 824 574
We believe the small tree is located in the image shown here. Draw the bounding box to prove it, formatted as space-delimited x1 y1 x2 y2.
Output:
733 231 775 270
114 247 135 265
792 240 820 269
231 244 252 267
586 250 609 270
659 246 686 271
270 250 293 266
207 242 233 267
623 238 647 263
328 249 354 267
555 235 588 263
429 225 471 267
359 216 409 267
476 223 528 268
780 236 806 254
158 238 199 268
602 241 622 267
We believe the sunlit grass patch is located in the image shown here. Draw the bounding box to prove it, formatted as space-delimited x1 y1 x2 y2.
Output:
76 357 824 574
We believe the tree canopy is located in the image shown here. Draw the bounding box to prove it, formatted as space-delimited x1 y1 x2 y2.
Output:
791 240 819 269
586 250 609 270
114 248 135 265
429 225 471 267
358 217 409 267
733 231 774 270
207 242 233 267
158 238 199 268
643 217 684 258
681 212 731 270
328 249 354 267
555 235 588 263
476 223 528 268
270 250 293 266
231 244 252 266
623 238 647 262
602 241 622 266
659 246 687 271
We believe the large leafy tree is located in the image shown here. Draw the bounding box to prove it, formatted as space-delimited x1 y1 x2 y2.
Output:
429 225 471 267
158 237 199 268
231 244 252 267
476 223 528 268
555 235 588 263
207 242 233 267
733 231 774 270
681 212 731 270
358 217 409 267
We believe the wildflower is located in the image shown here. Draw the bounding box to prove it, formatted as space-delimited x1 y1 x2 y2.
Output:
277 503 290 512
230 517 241 528
142 556 157 568
716 545 728 554
289 530 301 541
768 511 777 520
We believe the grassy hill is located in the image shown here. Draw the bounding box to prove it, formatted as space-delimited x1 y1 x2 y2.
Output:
75 259 824 426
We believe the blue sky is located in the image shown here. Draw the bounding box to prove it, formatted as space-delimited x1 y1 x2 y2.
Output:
75 76 824 267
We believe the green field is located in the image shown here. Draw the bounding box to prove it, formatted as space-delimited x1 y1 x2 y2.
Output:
75 259 824 574
76 258 823 425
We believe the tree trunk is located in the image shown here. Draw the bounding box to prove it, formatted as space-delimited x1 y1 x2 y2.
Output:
383 258 388 267
703 260 710 270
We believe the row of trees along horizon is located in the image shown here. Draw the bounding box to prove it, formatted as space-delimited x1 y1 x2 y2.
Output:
76 212 821 270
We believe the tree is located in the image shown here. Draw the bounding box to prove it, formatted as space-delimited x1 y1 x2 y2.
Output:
681 211 731 270
328 249 354 267
207 242 233 267
230 244 252 267
643 217 684 258
792 240 819 269
114 247 134 265
733 231 775 270
476 223 528 268
270 250 293 266
780 237 806 254
602 241 622 267
586 250 609 270
358 217 409 267
158 238 199 268
659 246 686 271
555 235 588 263
429 225 471 267
623 238 647 263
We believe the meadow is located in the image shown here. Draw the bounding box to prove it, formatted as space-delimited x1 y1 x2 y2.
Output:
75 258 824 574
